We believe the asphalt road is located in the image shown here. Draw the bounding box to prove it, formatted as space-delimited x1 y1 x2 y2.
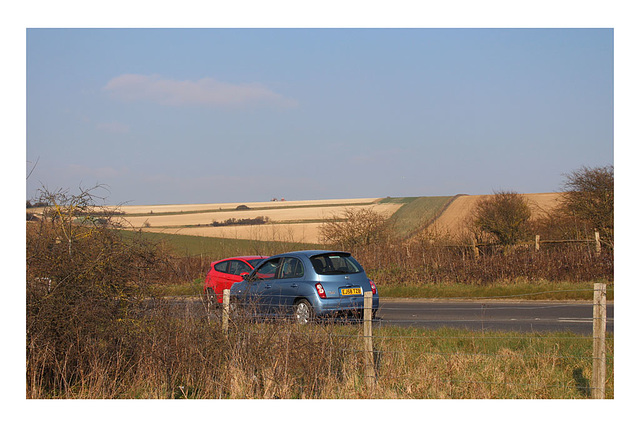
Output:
170 297 613 335
377 299 614 335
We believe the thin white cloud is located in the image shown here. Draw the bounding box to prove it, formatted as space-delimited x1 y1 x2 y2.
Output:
103 74 297 108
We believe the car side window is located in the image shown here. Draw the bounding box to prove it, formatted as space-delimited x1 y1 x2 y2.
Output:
229 260 251 275
214 261 229 274
253 258 280 280
279 257 304 279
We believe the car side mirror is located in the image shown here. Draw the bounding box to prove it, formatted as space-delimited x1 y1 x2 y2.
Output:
240 272 251 282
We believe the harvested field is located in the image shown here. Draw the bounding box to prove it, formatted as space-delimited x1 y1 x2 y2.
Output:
145 223 323 244
122 203 401 229
114 193 563 243
428 192 563 237
109 198 382 215
118 198 402 244
31 194 564 244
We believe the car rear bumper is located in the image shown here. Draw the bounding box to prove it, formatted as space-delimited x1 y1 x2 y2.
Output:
314 295 379 315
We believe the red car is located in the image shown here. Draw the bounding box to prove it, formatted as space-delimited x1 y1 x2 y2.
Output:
204 256 268 304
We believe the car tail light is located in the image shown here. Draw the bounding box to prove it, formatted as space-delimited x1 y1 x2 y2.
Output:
369 279 377 295
315 282 327 299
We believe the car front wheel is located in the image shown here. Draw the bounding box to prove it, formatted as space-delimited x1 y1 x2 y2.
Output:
293 299 314 325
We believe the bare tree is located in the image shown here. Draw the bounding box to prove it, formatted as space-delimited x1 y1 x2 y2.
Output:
560 165 613 245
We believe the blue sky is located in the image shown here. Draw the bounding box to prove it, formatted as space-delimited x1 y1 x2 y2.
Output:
26 28 613 205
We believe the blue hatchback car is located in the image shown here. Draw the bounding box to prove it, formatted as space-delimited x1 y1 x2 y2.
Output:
229 250 379 324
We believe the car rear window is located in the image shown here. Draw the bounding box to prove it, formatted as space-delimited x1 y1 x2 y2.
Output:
310 254 363 275
214 261 229 273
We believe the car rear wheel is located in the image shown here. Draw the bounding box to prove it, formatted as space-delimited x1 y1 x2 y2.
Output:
293 299 314 325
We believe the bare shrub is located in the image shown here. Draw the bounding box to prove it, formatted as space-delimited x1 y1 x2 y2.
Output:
26 187 168 397
471 191 532 247
350 233 612 288
320 207 391 251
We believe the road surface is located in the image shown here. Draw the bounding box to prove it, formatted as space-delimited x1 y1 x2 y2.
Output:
377 299 614 335
171 297 613 335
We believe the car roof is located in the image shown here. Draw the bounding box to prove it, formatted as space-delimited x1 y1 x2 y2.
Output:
216 255 268 262
267 250 351 258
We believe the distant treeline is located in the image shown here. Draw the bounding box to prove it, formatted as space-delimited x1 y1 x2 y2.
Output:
210 216 269 227
26 201 49 208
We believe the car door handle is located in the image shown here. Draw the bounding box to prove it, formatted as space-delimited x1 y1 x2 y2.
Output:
291 283 298 288
265 284 272 289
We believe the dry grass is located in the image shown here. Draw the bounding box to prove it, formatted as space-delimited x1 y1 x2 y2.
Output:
27 307 613 399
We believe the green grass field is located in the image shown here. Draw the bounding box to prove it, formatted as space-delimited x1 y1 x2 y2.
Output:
386 196 455 238
118 229 324 258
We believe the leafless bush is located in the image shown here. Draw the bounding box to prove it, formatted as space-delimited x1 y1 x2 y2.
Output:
26 187 169 397
350 236 612 287
320 207 391 251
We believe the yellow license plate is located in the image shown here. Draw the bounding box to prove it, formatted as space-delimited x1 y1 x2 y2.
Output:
340 288 362 296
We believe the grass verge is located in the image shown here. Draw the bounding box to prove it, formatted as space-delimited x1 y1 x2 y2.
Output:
368 325 613 398
28 313 613 399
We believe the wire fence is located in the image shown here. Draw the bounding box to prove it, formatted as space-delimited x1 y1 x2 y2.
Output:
163 283 613 398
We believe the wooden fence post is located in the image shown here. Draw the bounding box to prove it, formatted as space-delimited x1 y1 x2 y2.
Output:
594 231 601 255
592 283 607 399
535 235 540 252
363 291 375 389
472 237 479 259
222 289 230 334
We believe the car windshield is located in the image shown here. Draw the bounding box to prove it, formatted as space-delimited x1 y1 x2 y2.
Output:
310 253 362 275
247 258 266 268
